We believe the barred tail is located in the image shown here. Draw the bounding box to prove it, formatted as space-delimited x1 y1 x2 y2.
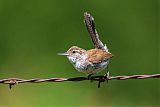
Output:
84 12 108 51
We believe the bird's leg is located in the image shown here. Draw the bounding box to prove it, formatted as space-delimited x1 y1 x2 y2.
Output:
104 71 110 83
87 73 93 80
87 73 94 82
104 65 110 83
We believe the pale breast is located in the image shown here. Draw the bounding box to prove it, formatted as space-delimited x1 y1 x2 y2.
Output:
74 59 109 74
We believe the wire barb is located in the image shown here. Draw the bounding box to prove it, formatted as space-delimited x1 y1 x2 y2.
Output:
0 74 160 89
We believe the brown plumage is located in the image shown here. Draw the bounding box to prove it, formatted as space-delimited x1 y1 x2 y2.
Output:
67 46 113 64
87 48 113 63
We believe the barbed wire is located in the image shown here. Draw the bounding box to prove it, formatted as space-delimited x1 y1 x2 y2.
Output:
0 74 160 89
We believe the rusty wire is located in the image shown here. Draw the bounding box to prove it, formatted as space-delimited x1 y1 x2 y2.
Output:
0 74 160 89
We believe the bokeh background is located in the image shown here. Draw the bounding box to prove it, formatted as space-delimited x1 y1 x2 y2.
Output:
0 0 159 107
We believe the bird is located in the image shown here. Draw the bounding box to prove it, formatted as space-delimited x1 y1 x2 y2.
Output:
58 12 113 81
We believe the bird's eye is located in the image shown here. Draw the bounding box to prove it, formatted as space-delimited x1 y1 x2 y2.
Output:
72 51 76 53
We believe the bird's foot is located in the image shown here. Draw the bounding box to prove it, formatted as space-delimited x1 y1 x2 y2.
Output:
104 71 110 83
87 74 94 82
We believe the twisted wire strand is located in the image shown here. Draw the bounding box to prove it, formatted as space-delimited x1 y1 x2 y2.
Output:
0 74 160 89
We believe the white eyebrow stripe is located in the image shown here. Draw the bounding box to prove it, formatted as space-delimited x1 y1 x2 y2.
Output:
73 50 81 53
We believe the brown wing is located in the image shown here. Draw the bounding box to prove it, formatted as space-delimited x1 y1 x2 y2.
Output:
87 49 113 63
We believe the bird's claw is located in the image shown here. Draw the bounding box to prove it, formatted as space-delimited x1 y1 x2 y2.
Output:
87 74 94 82
104 71 110 83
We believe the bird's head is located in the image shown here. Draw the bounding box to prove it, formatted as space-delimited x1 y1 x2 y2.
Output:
58 46 86 64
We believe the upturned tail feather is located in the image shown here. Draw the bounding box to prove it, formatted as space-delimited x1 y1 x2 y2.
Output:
84 12 108 52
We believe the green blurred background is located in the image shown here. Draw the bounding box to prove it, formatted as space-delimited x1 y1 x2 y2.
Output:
0 0 159 107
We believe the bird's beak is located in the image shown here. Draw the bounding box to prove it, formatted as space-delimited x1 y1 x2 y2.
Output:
58 52 69 56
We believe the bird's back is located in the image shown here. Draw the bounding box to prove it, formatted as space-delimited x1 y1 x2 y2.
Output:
86 49 113 63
